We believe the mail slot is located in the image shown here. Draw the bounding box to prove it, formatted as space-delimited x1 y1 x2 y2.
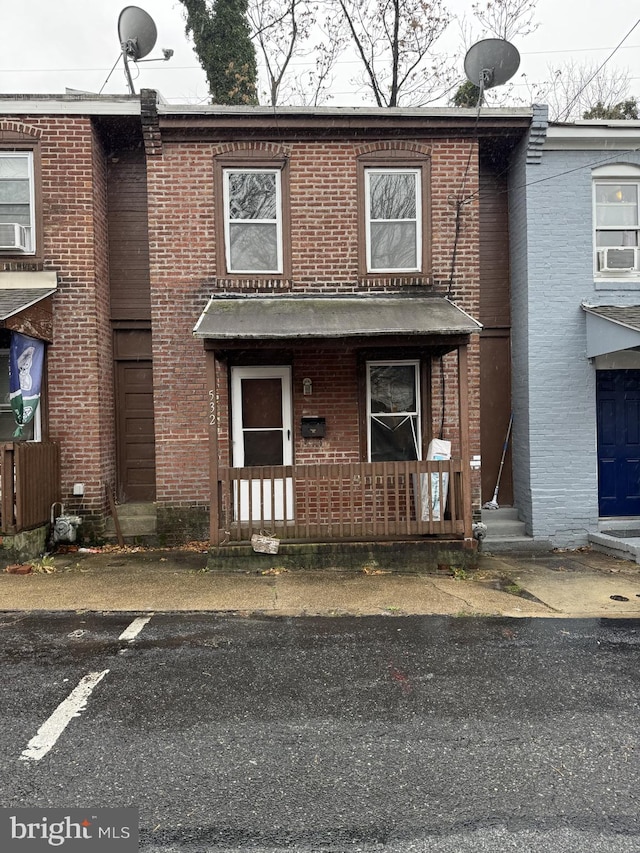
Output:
301 416 326 438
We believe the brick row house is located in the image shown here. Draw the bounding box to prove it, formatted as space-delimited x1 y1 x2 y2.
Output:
0 91 531 566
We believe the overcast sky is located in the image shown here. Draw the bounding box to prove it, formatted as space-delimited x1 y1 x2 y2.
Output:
0 0 639 107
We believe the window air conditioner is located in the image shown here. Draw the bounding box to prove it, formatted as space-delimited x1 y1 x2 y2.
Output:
599 246 637 272
0 223 28 252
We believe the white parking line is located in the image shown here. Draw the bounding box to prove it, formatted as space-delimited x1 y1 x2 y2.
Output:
19 669 110 762
118 615 152 642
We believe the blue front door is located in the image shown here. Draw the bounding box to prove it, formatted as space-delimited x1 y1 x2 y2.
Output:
597 370 640 516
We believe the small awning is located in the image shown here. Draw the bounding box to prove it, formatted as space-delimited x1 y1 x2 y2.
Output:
0 271 57 320
582 303 640 357
194 295 481 340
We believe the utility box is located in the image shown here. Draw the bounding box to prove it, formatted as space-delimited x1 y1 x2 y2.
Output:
301 416 326 438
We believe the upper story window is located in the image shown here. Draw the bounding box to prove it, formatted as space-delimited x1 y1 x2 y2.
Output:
223 168 282 274
357 150 430 281
0 152 35 254
593 164 640 277
365 169 421 272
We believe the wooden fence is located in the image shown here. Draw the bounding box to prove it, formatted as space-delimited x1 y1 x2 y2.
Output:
0 441 61 533
215 459 468 544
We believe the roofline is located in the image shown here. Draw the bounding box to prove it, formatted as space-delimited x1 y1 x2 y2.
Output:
0 94 141 116
155 101 533 135
157 103 533 120
0 91 533 117
546 121 640 150
0 90 533 136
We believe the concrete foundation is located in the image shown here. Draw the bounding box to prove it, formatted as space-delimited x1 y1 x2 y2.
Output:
208 538 478 574
0 525 49 563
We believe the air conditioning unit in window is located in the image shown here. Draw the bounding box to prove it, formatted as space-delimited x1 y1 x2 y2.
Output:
0 223 28 252
599 246 637 272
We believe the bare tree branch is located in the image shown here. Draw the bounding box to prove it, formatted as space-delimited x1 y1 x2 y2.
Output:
471 0 538 41
248 0 346 106
335 0 454 107
538 60 632 121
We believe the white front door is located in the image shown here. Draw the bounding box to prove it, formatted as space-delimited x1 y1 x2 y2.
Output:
231 366 294 522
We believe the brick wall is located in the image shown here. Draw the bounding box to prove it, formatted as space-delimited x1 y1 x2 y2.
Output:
2 116 115 527
146 134 482 514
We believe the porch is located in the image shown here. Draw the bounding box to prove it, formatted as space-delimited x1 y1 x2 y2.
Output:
196 293 481 557
214 458 469 544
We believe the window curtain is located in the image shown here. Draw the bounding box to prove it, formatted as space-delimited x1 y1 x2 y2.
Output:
10 332 44 438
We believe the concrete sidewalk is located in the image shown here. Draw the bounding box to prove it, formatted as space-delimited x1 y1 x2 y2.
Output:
1 543 640 618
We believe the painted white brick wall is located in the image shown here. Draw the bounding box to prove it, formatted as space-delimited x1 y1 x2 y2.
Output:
510 136 640 547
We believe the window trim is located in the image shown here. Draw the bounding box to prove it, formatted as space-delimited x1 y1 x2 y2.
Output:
357 151 431 280
366 359 422 462
214 153 290 280
223 167 283 274
0 149 37 256
592 164 640 280
364 168 421 273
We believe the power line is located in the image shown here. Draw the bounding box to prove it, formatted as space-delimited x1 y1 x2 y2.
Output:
521 43 640 57
6 37 640 77
558 18 640 120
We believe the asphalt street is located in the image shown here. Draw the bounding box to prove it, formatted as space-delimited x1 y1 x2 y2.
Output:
0 612 639 851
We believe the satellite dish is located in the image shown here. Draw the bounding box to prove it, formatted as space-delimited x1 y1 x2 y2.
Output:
464 38 520 90
118 6 157 60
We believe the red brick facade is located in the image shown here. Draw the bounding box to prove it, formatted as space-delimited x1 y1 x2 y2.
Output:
145 126 482 519
0 95 529 546
0 113 115 525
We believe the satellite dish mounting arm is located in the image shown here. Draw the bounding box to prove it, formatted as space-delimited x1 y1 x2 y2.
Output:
121 38 138 95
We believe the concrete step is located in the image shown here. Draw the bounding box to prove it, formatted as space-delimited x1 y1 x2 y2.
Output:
590 519 640 564
105 502 157 543
110 502 158 520
479 506 549 552
481 506 526 537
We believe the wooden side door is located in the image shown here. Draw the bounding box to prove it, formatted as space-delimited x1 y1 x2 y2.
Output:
114 329 156 502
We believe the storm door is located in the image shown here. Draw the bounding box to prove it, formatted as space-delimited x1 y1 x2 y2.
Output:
231 366 293 522
597 369 640 516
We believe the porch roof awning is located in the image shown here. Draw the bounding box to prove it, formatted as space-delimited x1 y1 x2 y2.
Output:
582 303 640 357
0 271 57 320
193 295 482 340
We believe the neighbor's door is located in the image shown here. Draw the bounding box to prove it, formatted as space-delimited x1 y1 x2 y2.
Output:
115 359 156 502
114 329 156 503
597 369 640 516
231 366 293 521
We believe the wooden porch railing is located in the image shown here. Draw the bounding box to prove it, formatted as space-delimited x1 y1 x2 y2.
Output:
0 441 61 533
215 459 469 545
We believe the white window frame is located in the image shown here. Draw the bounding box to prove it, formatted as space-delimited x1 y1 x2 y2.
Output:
223 168 282 274
365 168 421 273
0 151 35 254
592 164 640 279
366 360 421 462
